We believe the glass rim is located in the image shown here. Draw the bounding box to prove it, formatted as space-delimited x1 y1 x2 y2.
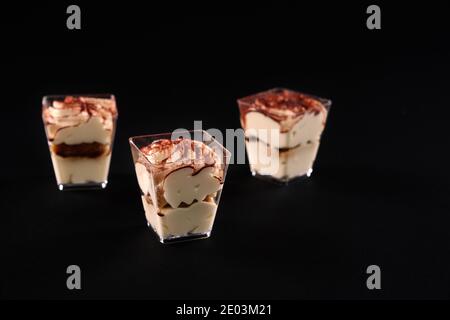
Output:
43 93 115 101
237 87 332 110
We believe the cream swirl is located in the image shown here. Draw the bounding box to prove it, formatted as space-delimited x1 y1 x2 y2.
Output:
238 88 329 132
43 96 117 141
140 138 222 176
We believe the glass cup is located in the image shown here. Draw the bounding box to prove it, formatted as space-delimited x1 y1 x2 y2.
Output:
42 94 118 190
129 130 231 244
237 88 331 184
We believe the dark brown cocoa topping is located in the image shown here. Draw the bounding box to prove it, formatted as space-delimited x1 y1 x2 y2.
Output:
51 142 108 158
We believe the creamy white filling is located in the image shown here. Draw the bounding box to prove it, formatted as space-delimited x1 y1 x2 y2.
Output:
50 153 111 185
246 139 319 181
135 162 151 195
163 166 221 208
135 163 222 239
52 116 112 145
142 197 217 239
134 162 158 207
243 110 326 181
245 137 280 176
244 111 326 149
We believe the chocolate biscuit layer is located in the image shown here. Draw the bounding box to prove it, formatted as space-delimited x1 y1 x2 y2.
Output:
52 142 108 158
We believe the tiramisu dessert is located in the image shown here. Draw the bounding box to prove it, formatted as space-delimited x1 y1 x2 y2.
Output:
129 131 230 243
42 94 118 190
237 88 331 183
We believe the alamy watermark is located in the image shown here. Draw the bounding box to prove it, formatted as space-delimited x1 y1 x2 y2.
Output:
366 264 381 290
66 264 81 290
366 5 381 30
66 5 81 30
65 5 380 31
168 121 280 174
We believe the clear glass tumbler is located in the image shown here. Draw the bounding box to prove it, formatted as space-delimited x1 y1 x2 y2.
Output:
42 94 118 190
129 130 230 243
237 88 331 184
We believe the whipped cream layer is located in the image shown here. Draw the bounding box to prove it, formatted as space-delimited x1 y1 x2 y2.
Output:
51 153 112 185
43 96 117 145
244 111 326 149
238 88 328 133
142 196 217 240
133 138 226 241
246 138 319 180
136 138 224 207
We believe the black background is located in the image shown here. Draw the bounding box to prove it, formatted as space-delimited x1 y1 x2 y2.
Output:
0 1 449 299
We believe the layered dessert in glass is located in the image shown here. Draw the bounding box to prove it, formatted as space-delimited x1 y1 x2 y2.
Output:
42 94 118 190
129 130 230 243
237 88 331 183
